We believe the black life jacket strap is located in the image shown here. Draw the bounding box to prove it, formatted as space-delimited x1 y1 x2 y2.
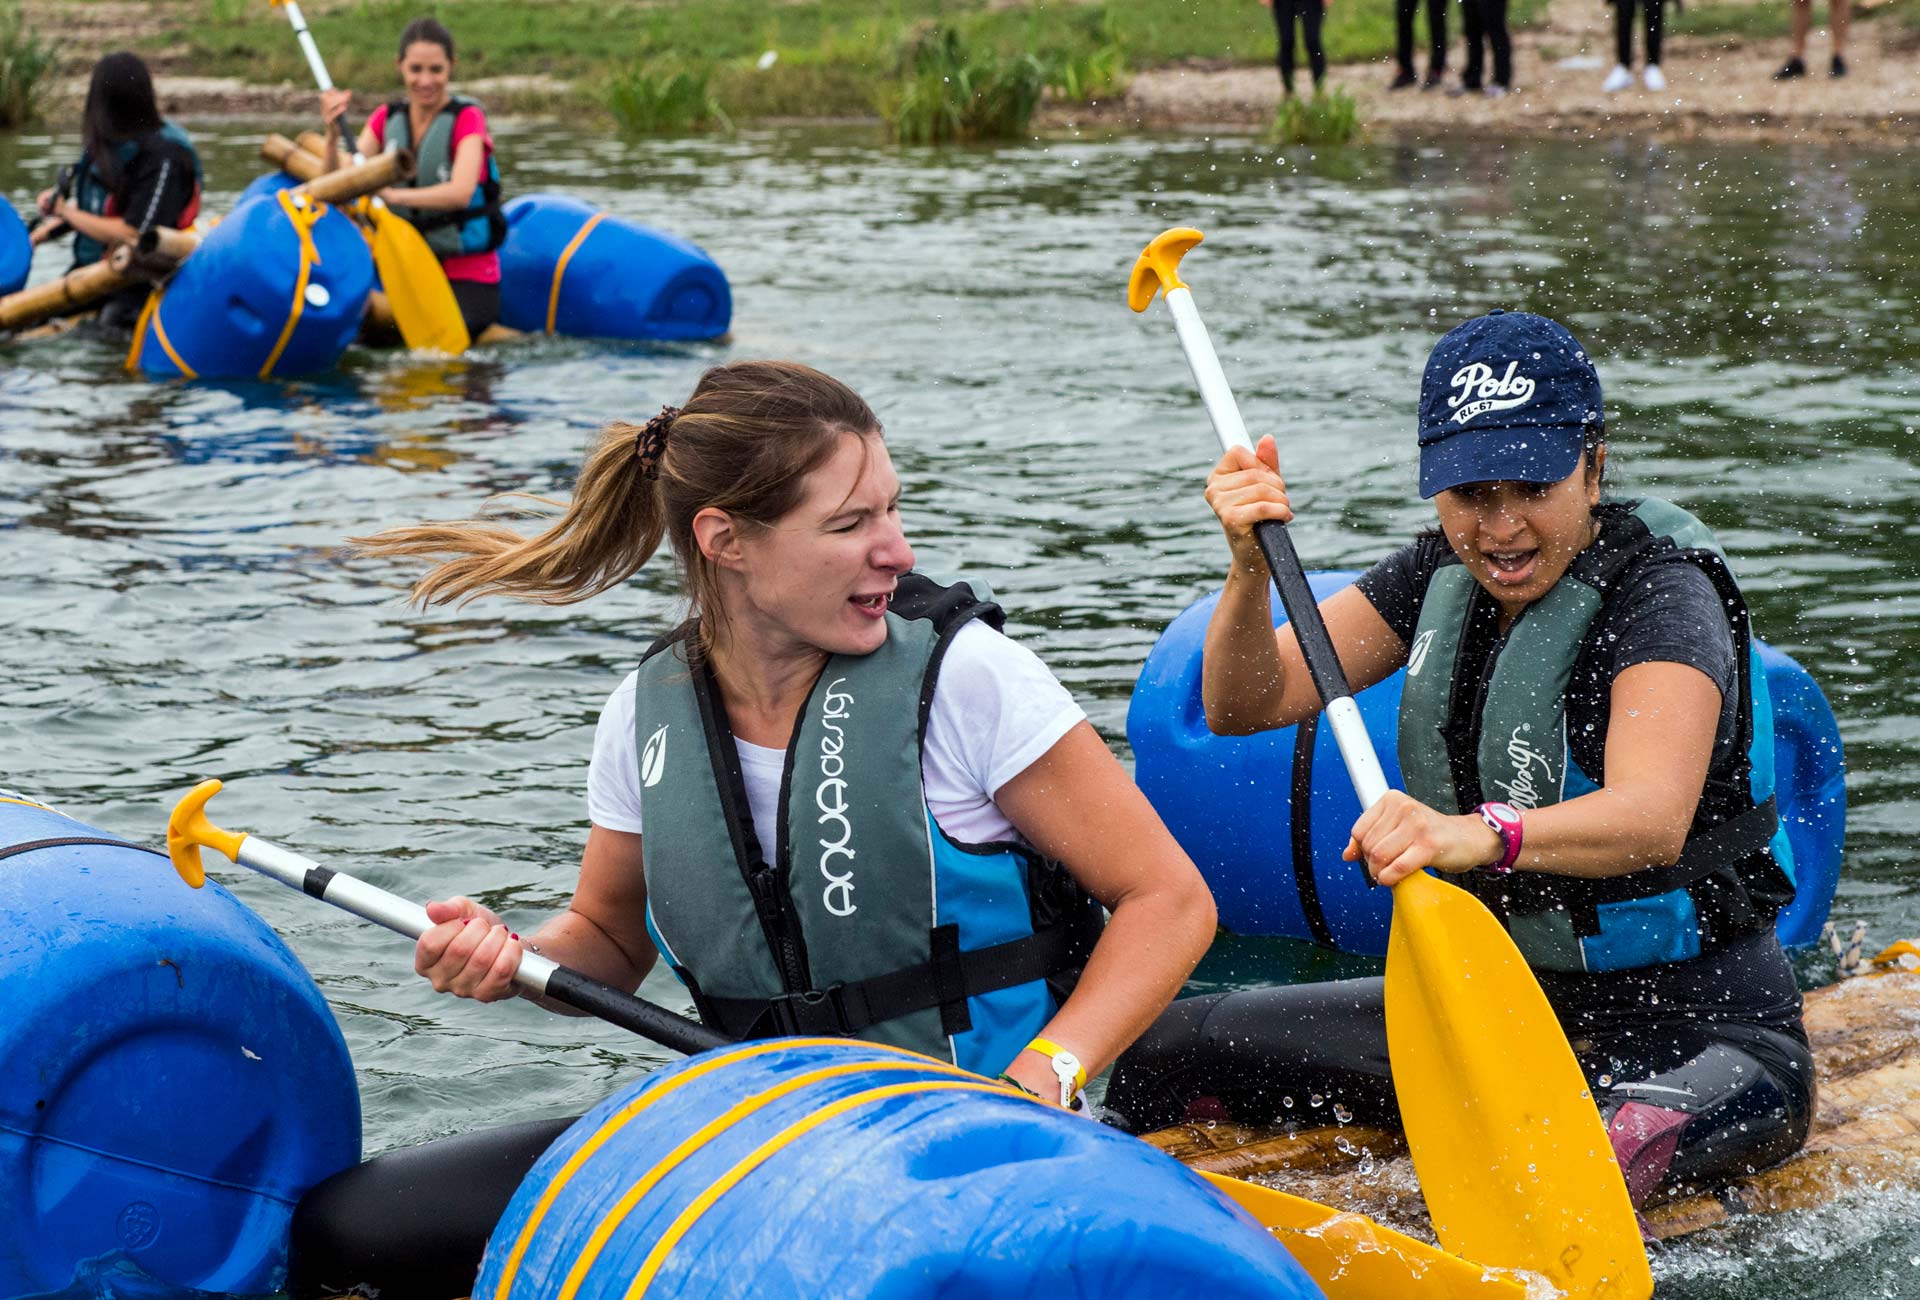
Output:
1593 796 1780 903
704 915 1100 1041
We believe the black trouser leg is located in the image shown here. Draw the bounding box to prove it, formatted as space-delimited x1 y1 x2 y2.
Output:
1646 0 1665 65
1395 0 1419 77
1271 0 1297 94
1615 0 1637 65
1300 0 1328 89
449 278 501 338
1427 0 1449 74
1485 0 1512 86
1460 0 1486 87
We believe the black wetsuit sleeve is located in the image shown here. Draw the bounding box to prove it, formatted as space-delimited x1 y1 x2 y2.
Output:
1599 558 1736 696
119 137 198 234
1352 534 1448 643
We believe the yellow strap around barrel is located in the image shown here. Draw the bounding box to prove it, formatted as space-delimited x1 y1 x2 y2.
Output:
124 282 197 379
545 211 606 335
496 1036 957 1300
258 188 328 379
553 1057 976 1300
628 1080 1028 1298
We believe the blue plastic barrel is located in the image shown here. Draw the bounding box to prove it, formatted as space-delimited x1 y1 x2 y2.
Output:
0 195 28 296
478 1038 1322 1300
497 193 730 341
0 792 361 1296
1127 574 1847 953
133 188 372 379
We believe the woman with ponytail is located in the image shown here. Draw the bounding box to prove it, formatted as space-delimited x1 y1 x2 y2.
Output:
353 359 1214 1104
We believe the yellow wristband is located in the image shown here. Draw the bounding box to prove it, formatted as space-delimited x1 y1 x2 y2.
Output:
1026 1037 1087 1091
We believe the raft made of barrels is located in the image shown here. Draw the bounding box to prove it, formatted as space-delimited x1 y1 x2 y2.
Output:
0 792 361 1296
497 193 731 342
130 187 374 380
0 196 28 296
477 1038 1323 1300
1127 572 1847 953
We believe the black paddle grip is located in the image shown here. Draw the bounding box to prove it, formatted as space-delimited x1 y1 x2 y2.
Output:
543 966 729 1056
1254 518 1353 705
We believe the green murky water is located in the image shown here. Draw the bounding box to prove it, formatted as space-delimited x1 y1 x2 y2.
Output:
3 120 1917 1296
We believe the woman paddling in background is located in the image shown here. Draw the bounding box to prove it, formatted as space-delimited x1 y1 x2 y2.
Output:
32 52 202 331
322 16 506 338
1106 311 1813 1209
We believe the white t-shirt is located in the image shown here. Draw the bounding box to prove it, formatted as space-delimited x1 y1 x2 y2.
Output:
587 619 1086 850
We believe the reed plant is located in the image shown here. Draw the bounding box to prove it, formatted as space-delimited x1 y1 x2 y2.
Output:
1046 43 1130 103
1268 88 1361 148
886 25 1047 145
605 63 732 135
0 0 55 129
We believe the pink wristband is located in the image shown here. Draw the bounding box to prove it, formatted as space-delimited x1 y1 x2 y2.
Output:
1476 801 1523 874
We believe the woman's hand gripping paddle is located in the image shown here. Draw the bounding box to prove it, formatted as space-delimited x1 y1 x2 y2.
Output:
270 0 471 355
1128 228 1652 1300
167 778 725 1056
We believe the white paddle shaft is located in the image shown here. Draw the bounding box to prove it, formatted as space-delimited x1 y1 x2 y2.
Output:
1161 285 1392 810
234 833 563 994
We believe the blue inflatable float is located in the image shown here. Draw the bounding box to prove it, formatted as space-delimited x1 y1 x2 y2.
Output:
131 188 372 379
497 193 730 342
0 195 28 297
1127 573 1847 953
478 1038 1322 1300
0 792 361 1296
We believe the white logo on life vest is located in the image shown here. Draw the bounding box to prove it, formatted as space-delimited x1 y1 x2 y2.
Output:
1448 361 1537 425
1407 629 1437 677
1490 722 1559 812
640 724 669 788
816 677 857 917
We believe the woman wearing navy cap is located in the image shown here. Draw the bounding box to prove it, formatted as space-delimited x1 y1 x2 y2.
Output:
1106 310 1813 1209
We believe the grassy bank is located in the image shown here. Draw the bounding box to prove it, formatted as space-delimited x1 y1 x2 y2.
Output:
151 0 1555 123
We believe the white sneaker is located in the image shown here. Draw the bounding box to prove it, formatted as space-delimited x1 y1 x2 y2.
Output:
1483 84 1508 98
1602 64 1634 92
1643 64 1667 90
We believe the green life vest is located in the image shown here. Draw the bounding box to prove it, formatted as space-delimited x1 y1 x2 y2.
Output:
379 96 506 259
1396 498 1794 973
634 573 1103 1073
69 120 202 268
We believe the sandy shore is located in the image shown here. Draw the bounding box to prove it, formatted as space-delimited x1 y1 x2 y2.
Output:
20 0 1919 143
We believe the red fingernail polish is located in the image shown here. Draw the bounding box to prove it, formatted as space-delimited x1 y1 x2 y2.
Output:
509 932 519 941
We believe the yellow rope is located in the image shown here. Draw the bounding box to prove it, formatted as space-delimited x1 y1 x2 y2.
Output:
546 211 606 335
123 286 164 373
628 1080 1023 1298
258 189 328 379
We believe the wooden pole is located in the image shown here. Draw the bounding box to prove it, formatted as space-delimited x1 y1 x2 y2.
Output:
134 226 201 269
261 133 327 183
295 130 331 160
0 250 140 331
296 147 413 206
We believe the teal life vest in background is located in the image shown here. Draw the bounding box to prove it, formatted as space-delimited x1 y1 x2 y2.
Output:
1396 498 1795 973
379 96 506 259
634 573 1104 1074
69 119 201 268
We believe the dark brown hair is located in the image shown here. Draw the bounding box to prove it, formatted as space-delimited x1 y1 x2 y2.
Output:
397 17 455 61
352 361 882 646
81 53 163 195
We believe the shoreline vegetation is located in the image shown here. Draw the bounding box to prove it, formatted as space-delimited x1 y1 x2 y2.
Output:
4 0 1916 144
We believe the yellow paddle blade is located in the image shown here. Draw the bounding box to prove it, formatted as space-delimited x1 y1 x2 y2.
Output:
1385 871 1653 1300
364 200 470 355
1201 1171 1534 1300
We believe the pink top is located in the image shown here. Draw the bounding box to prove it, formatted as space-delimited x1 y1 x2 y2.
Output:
369 100 501 284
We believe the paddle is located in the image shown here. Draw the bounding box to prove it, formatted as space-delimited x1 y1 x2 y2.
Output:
270 0 471 355
1127 227 1652 1300
166 778 725 1056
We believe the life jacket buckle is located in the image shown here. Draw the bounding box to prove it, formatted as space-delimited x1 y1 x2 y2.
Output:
769 983 857 1036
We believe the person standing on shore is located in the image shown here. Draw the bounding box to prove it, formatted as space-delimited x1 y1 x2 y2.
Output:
1454 0 1514 97
1388 0 1447 90
1774 0 1850 78
1602 0 1667 92
1263 0 1331 98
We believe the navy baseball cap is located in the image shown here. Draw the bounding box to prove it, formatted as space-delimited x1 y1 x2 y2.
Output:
1416 310 1603 499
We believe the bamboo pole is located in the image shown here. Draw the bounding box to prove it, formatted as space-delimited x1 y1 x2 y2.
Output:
0 247 139 331
295 130 330 160
297 147 413 206
261 133 328 183
131 226 201 277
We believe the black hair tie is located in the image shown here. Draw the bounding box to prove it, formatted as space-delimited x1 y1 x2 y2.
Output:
635 405 681 480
